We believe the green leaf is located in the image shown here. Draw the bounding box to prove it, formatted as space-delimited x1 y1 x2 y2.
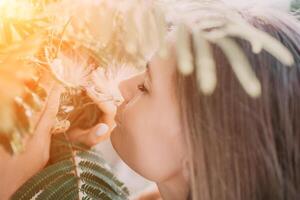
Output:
80 172 125 200
11 160 74 200
36 174 78 200
12 133 129 200
79 160 129 197
81 184 110 200
59 186 78 200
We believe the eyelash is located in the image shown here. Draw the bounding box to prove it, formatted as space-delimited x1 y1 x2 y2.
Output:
137 83 148 92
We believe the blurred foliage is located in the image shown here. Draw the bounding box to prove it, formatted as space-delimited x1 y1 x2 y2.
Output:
291 0 300 11
0 0 52 153
0 35 46 153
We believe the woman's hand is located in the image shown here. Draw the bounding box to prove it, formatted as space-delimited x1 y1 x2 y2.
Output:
67 90 118 146
68 68 122 147
0 79 64 200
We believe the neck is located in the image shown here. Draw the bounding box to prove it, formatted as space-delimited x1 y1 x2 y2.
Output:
156 171 189 200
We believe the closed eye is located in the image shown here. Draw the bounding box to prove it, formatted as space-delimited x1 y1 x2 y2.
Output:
137 83 148 92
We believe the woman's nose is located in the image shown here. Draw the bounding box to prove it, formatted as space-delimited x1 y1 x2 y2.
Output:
118 73 144 103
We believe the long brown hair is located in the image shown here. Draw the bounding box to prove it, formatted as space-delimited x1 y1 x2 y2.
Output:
176 12 300 200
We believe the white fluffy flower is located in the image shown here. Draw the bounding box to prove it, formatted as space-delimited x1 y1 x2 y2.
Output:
49 52 95 88
86 64 138 105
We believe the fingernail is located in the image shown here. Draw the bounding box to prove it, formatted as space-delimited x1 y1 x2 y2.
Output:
95 123 109 136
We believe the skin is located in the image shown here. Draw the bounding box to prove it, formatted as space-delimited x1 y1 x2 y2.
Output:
0 44 189 199
0 72 116 199
96 46 190 199
0 75 64 200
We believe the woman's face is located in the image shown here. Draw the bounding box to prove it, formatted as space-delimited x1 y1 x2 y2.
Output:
111 50 187 182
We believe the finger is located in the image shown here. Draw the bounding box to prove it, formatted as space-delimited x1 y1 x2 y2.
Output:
30 81 55 128
75 123 111 147
28 83 64 165
30 79 62 129
34 83 64 137
67 128 91 142
91 123 112 143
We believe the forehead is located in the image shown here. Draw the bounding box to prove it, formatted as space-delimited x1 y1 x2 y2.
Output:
147 43 179 100
148 41 177 79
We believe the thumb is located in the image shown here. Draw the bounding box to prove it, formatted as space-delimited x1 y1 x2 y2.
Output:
74 123 112 147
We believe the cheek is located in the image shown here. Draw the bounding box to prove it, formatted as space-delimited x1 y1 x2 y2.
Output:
111 96 186 182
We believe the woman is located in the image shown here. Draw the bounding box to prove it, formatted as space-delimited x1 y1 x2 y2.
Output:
1 3 299 200
95 5 300 200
